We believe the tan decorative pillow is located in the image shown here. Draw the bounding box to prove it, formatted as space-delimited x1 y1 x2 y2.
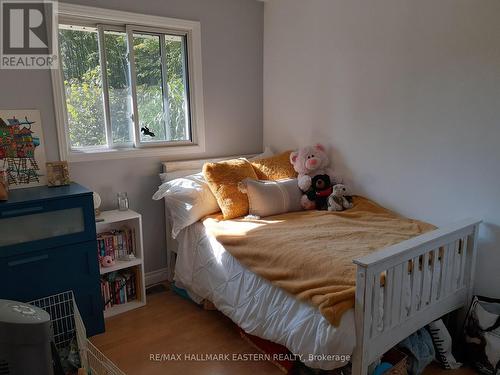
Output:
203 158 258 219
251 151 297 180
239 178 303 218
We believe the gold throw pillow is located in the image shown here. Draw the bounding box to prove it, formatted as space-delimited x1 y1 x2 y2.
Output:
203 158 258 219
251 150 297 180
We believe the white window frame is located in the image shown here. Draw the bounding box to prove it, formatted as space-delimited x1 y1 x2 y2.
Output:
51 3 205 162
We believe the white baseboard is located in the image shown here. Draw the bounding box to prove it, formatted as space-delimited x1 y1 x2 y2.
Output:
145 267 169 286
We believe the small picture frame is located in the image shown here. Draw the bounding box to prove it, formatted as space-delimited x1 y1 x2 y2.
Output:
46 161 71 187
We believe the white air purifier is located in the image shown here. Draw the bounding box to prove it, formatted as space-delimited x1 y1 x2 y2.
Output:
0 299 53 375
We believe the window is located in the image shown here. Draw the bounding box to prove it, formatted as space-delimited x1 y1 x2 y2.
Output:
59 25 190 148
52 4 205 161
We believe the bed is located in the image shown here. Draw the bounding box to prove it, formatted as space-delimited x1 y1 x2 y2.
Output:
174 220 356 369
160 156 481 374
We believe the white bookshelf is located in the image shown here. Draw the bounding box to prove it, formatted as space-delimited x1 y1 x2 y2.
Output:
96 209 146 318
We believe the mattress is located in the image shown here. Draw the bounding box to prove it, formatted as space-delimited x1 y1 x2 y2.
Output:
174 222 357 370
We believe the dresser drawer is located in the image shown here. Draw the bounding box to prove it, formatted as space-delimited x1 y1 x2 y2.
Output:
0 240 104 335
0 241 99 298
0 195 96 258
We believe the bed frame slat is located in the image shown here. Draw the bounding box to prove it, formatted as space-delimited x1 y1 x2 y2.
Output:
451 240 460 292
421 252 431 309
409 256 419 315
459 237 467 288
371 273 381 338
390 264 403 328
430 249 440 303
439 244 450 299
383 268 394 330
400 262 409 321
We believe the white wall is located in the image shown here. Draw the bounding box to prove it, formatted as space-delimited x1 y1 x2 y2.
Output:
0 0 263 274
264 0 500 297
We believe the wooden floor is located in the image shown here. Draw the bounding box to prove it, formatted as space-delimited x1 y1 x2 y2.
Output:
91 286 477 375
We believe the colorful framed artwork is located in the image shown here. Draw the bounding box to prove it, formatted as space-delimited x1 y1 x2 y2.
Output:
46 161 71 187
0 110 47 189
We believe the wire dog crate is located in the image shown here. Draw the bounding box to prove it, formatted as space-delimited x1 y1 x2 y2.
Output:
30 291 125 375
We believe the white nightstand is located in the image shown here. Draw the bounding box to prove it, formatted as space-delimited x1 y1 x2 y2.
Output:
96 209 146 318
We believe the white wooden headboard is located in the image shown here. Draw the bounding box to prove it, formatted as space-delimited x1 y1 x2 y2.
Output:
161 153 257 281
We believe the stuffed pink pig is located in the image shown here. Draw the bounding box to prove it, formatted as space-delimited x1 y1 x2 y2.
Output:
290 143 336 209
100 255 115 268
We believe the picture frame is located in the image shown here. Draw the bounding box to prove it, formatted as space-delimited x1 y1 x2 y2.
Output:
0 110 47 189
46 161 71 187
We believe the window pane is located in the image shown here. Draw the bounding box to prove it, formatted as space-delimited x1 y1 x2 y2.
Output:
165 35 190 141
59 26 106 148
104 30 134 144
133 33 166 142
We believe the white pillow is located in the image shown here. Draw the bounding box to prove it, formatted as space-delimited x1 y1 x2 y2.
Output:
239 178 303 218
152 172 220 238
428 319 462 369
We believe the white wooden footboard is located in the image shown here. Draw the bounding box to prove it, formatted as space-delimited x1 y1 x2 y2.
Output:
352 218 481 375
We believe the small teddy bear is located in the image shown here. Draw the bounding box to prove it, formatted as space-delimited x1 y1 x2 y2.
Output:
306 174 333 210
327 184 353 212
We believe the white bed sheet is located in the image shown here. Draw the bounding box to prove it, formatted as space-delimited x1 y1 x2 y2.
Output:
174 222 355 370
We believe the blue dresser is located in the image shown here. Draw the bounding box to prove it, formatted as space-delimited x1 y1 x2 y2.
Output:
0 183 104 336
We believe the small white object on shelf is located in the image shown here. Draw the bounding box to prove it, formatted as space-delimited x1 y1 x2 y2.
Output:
116 192 129 211
95 209 146 318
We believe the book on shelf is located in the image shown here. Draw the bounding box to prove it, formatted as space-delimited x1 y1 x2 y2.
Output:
100 270 137 311
97 226 137 263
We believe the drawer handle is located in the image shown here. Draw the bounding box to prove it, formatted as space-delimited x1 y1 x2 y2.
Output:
8 254 49 267
1 206 44 217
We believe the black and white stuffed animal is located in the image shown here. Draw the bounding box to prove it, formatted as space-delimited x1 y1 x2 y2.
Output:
327 184 353 211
